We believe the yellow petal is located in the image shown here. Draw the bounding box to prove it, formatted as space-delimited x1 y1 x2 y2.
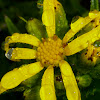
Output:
63 10 100 43
59 60 81 100
5 33 40 51
43 0 57 11
71 17 92 33
40 66 56 100
0 82 7 94
97 47 100 52
45 26 55 38
41 66 54 86
40 85 56 100
63 29 75 43
42 0 57 37
65 24 100 56
1 62 43 89
5 48 37 60
42 10 55 37
89 10 100 18
42 10 54 26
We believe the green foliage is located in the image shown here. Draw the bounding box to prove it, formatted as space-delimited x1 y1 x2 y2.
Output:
55 2 69 39
5 16 20 35
0 0 100 100
26 18 47 40
90 64 100 79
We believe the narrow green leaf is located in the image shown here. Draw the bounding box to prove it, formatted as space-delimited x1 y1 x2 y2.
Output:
5 16 20 35
26 18 47 40
90 0 99 11
19 16 27 23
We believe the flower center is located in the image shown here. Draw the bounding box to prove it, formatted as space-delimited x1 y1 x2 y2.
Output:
37 36 64 66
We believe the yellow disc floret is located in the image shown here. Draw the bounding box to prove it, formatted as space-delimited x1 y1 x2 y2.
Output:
37 35 64 66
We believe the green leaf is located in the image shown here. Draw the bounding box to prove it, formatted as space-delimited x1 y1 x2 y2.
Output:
26 18 47 40
5 16 20 35
55 2 69 39
90 0 99 11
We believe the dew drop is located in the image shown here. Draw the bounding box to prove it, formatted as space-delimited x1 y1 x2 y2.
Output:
5 48 14 60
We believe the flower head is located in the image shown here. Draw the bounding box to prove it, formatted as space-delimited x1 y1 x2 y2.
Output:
1 0 100 100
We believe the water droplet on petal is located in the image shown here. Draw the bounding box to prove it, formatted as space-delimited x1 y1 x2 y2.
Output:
5 48 14 60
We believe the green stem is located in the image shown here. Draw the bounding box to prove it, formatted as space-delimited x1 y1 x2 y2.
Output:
90 0 99 11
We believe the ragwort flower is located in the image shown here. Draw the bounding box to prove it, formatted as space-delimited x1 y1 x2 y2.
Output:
1 0 100 100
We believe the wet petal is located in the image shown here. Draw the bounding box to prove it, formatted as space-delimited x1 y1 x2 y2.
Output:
40 66 56 100
42 10 54 26
45 26 55 38
1 62 43 89
40 85 56 100
4 33 40 51
63 29 76 43
5 48 37 60
59 60 81 100
64 24 100 56
63 10 100 43
89 10 100 18
43 0 57 11
0 82 7 94
42 0 57 37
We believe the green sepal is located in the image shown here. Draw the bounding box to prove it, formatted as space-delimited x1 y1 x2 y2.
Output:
5 16 20 35
76 75 92 87
55 2 69 39
26 18 47 40
90 0 99 11
24 86 41 100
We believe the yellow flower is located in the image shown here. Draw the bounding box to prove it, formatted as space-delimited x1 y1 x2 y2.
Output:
1 0 100 100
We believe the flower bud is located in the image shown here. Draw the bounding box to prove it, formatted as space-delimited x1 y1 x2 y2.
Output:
76 75 92 87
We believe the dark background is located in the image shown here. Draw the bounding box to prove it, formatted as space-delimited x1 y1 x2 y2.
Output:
0 0 100 100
